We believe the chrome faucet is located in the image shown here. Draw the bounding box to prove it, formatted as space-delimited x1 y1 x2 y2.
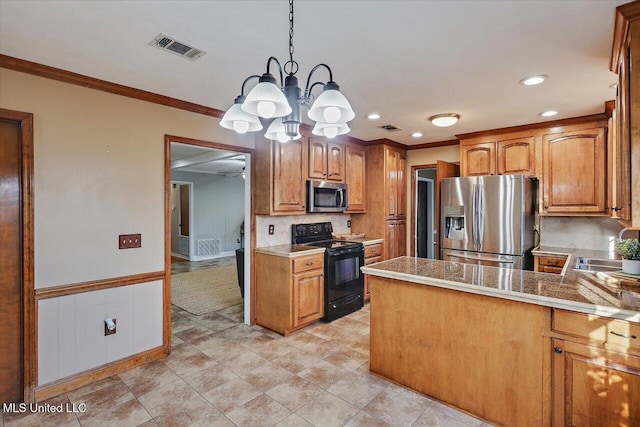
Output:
618 227 630 241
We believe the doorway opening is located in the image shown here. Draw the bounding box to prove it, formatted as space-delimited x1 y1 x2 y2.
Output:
166 136 252 325
416 173 436 258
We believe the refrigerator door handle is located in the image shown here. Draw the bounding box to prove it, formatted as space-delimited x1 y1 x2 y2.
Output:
471 184 478 249
478 183 484 250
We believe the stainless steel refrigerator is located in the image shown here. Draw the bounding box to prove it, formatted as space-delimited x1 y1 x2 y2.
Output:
441 175 537 270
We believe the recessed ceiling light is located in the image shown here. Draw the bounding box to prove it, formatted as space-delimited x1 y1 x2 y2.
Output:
429 113 460 127
411 132 423 138
520 75 548 86
367 113 381 120
539 110 558 117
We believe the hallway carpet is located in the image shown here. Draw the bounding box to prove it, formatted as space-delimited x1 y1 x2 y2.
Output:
171 266 242 315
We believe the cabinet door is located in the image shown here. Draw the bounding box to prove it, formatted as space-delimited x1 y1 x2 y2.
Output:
498 137 535 176
308 138 327 180
385 220 406 259
397 153 407 218
345 146 366 212
461 143 496 176
542 128 607 214
552 339 640 427
327 143 345 182
396 220 407 257
292 270 324 328
616 42 632 223
364 255 382 301
386 148 398 218
273 139 306 212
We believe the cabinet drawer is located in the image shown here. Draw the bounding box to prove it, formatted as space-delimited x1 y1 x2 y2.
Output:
538 256 567 267
539 265 564 274
365 256 382 266
292 254 324 274
365 243 383 258
553 309 640 354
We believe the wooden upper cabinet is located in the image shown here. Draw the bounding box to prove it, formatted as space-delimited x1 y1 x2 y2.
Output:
542 127 607 215
498 137 535 176
386 148 398 218
460 143 496 176
397 153 407 217
307 138 344 182
273 138 307 213
345 145 366 213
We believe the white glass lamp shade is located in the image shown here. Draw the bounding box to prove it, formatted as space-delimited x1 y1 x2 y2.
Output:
220 103 263 134
242 82 292 119
265 118 301 143
429 114 460 127
307 89 355 123
312 121 350 139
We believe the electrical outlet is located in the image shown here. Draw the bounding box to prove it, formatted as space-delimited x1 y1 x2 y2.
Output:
268 224 275 235
347 220 351 228
119 234 141 249
104 318 116 336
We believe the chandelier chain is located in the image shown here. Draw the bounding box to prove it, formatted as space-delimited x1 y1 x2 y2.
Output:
284 0 298 76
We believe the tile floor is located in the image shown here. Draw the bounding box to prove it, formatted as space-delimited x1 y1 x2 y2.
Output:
2 302 493 427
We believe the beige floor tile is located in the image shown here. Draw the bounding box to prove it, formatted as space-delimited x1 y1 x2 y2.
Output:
172 324 214 342
274 348 322 373
189 334 246 362
323 348 369 371
344 411 390 427
161 343 218 377
152 397 230 427
194 312 240 332
281 331 328 349
331 317 370 336
76 397 151 427
304 322 342 341
135 378 201 416
220 350 271 376
241 361 295 391
327 372 388 408
226 394 291 426
296 391 359 427
136 419 160 427
3 394 81 427
181 363 239 394
201 377 262 414
275 413 314 427
171 335 185 348
118 360 183 396
414 401 484 427
299 337 340 359
217 303 245 322
364 388 431 427
266 375 324 411
65 376 121 402
216 323 256 341
298 360 350 389
170 315 199 333
249 338 297 360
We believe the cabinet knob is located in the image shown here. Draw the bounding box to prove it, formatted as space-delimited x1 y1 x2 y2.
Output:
554 347 563 354
544 206 549 209
612 207 623 212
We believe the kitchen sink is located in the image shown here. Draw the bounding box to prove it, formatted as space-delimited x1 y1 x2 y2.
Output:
573 257 622 272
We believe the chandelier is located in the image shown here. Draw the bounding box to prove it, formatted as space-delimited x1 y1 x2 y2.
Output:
220 0 355 142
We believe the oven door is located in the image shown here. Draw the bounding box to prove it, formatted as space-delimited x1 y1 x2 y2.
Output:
326 249 364 301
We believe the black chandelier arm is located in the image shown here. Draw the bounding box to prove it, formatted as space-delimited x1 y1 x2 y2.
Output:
240 75 261 96
303 63 334 94
266 56 285 87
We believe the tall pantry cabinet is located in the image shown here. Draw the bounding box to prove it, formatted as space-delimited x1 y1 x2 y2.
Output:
351 141 407 260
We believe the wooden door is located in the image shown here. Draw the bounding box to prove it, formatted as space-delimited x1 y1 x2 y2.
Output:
0 118 23 403
542 127 607 214
460 142 496 176
326 143 344 182
308 138 327 180
498 137 535 176
273 139 306 212
345 146 366 212
386 148 398 218
179 184 190 236
397 153 407 218
292 271 324 327
552 339 640 426
436 161 460 259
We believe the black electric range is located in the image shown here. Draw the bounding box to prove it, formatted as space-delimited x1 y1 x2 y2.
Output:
292 222 364 322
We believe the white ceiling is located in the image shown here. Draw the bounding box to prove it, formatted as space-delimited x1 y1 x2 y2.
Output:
171 142 245 175
0 0 626 145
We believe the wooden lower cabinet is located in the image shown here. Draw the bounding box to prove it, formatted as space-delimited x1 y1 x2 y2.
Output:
256 252 324 335
363 242 383 301
385 220 406 259
534 255 567 274
552 339 640 426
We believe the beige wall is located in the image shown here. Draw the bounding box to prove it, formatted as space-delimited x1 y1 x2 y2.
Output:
0 68 253 385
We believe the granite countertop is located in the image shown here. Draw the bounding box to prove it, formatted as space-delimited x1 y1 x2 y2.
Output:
255 244 325 258
346 237 384 245
361 256 640 323
532 245 620 275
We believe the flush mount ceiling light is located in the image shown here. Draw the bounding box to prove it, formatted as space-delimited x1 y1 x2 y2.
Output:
429 113 460 127
539 110 558 117
411 132 423 138
220 0 354 142
520 75 548 86
367 113 381 120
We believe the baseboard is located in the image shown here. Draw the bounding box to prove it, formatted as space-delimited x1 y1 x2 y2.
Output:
34 346 166 402
171 252 189 260
190 251 235 262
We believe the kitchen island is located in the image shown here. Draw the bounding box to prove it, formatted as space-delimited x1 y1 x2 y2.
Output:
362 257 640 426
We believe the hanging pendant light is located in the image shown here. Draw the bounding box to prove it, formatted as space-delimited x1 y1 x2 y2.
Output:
219 0 354 141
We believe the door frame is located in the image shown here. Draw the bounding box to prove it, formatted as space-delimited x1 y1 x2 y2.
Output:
410 164 435 257
415 176 435 258
0 108 35 403
170 180 194 260
165 135 254 327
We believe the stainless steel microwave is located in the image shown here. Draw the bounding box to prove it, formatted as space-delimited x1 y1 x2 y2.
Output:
307 180 348 212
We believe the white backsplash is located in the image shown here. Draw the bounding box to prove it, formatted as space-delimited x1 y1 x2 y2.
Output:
539 216 625 252
256 214 352 247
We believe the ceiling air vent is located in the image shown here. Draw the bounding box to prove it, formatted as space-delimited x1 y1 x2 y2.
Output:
149 33 206 61
378 124 402 132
